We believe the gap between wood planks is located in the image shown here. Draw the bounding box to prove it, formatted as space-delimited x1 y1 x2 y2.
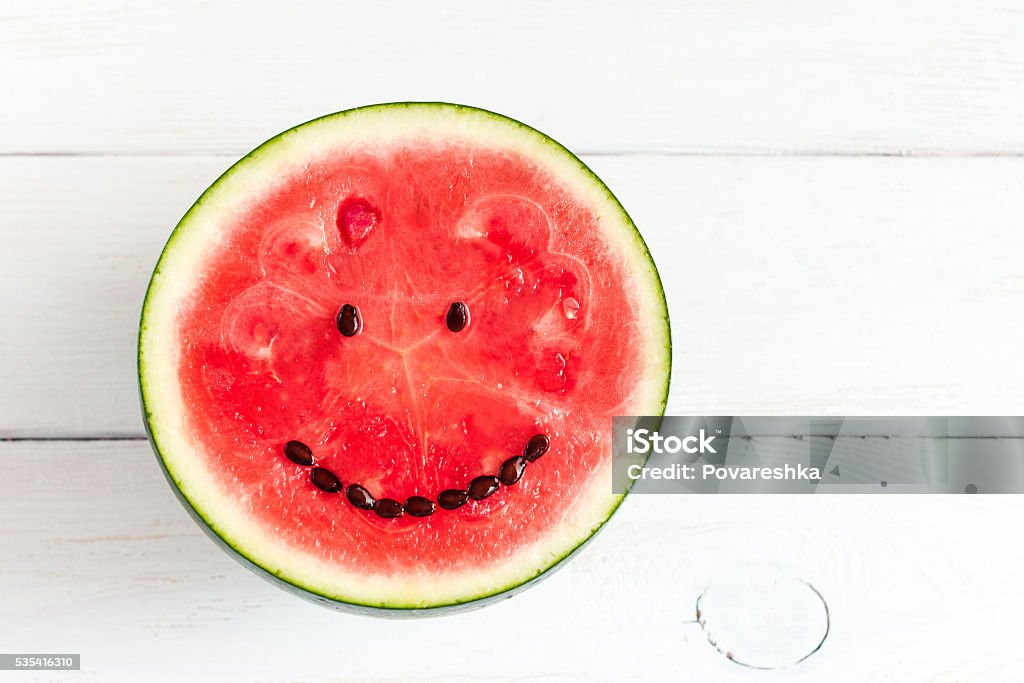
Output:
3 149 1024 159
0 435 148 442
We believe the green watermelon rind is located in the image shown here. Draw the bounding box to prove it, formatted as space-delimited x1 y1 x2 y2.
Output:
138 102 671 615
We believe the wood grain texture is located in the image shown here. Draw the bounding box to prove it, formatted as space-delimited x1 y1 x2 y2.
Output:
2 440 1023 682
2 155 1023 437
4 1 1024 679
2 0 1024 156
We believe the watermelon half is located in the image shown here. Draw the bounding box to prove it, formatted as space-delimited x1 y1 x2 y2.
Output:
139 103 671 614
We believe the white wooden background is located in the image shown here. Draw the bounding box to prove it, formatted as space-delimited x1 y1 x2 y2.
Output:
3 1 1024 680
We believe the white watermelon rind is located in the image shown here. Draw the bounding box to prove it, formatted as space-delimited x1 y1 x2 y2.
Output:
138 103 671 614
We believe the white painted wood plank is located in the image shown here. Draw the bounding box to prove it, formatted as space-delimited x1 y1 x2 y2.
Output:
2 440 1022 682
2 0 1024 155
2 155 1024 436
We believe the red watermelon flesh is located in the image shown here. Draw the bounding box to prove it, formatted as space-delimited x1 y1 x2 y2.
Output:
140 104 671 611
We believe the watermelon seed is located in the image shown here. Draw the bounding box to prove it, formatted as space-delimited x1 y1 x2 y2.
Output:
468 475 501 500
438 489 469 510
311 467 342 493
284 440 314 466
405 496 436 517
374 498 405 519
345 483 375 510
523 434 550 462
337 304 361 337
445 301 469 332
498 456 527 485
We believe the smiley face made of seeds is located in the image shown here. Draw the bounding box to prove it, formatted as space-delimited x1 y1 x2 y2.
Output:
208 187 587 522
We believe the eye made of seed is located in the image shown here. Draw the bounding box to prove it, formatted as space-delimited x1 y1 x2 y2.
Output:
337 304 361 337
445 301 469 332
